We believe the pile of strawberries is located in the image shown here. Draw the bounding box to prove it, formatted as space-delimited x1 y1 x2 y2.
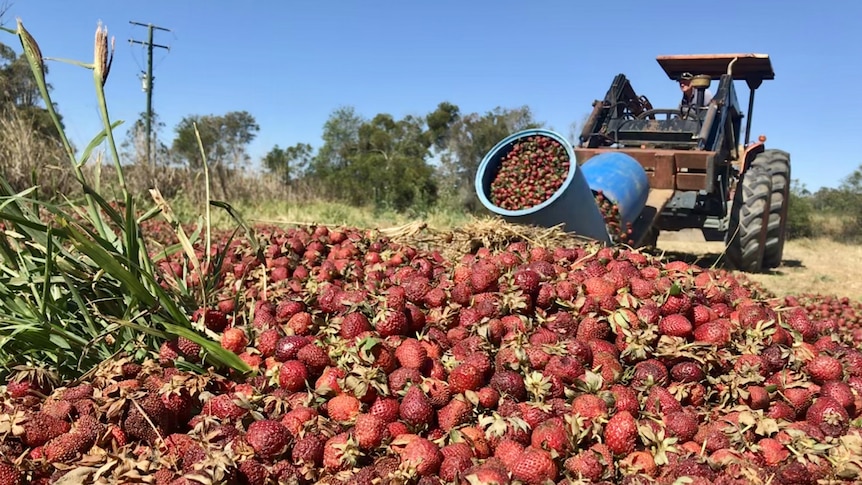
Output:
488 135 571 211
2 223 862 484
594 191 635 246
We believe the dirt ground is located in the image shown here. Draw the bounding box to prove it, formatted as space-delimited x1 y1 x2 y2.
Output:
655 230 862 302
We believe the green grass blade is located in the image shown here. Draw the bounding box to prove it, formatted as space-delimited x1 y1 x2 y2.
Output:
59 221 157 308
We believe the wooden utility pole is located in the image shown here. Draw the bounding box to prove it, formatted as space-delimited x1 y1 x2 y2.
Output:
129 21 171 167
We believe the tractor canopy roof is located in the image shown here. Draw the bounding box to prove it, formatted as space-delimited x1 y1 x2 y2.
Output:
656 53 774 83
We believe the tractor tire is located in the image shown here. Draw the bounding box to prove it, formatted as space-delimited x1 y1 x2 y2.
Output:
749 149 791 269
725 165 773 272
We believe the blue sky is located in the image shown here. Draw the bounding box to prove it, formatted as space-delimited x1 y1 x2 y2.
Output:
7 0 862 191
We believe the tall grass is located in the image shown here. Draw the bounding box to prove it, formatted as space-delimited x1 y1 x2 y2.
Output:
0 20 252 384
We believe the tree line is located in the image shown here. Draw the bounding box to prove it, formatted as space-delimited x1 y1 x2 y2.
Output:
2 37 861 240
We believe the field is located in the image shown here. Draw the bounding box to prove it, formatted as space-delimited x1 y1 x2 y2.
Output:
4 19 862 484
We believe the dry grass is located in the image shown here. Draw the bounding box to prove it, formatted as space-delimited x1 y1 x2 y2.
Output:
656 237 862 302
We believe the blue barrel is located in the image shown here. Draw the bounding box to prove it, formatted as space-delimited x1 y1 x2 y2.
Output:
475 129 612 244
580 152 650 227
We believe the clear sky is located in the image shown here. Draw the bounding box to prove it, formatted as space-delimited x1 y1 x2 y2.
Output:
7 0 862 191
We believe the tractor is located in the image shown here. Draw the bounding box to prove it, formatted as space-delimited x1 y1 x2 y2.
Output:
476 53 790 273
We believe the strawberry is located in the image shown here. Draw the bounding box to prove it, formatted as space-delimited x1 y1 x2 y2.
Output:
274 336 308 362
221 327 249 354
604 410 638 455
286 311 313 335
806 354 843 383
340 312 372 340
632 359 669 388
806 396 849 437
237 459 268 485
489 370 527 401
758 437 789 466
611 384 639 415
513 269 541 296
0 461 21 485
291 434 325 466
571 394 608 421
277 360 308 392
255 328 282 357
322 433 357 472
394 338 428 370
511 447 558 484
664 410 699 442
353 413 385 450
395 436 443 476
327 394 361 422
448 363 484 394
166 337 198 362
374 309 408 337
670 361 705 383
399 386 434 428
296 343 331 374
692 319 731 346
564 448 605 482
369 397 401 423
658 313 693 337
246 420 289 459
530 417 569 454
193 308 229 332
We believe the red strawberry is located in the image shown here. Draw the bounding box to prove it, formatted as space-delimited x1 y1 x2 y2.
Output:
658 314 693 337
194 308 229 332
353 413 386 450
806 354 843 383
246 420 289 459
611 384 639 415
395 436 443 476
369 397 401 424
394 338 428 370
399 386 434 428
340 312 372 340
758 437 789 466
692 319 731 346
437 397 472 431
221 327 248 354
327 394 361 422
511 447 558 484
670 361 705 383
448 363 484 394
806 396 849 437
256 328 282 358
604 410 638 455
530 417 569 454
278 360 308 392
374 309 408 337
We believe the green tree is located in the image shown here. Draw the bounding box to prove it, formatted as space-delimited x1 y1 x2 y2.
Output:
171 111 260 169
307 105 450 211
262 142 313 185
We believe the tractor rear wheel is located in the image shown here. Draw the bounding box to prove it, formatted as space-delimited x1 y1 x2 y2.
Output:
749 149 791 269
725 165 773 272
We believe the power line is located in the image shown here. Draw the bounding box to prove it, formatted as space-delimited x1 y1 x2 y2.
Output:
129 21 171 167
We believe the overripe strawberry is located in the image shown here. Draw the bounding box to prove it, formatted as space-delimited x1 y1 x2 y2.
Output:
400 386 434 428
604 410 638 455
806 396 849 437
246 420 289 459
511 447 557 484
221 327 249 354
